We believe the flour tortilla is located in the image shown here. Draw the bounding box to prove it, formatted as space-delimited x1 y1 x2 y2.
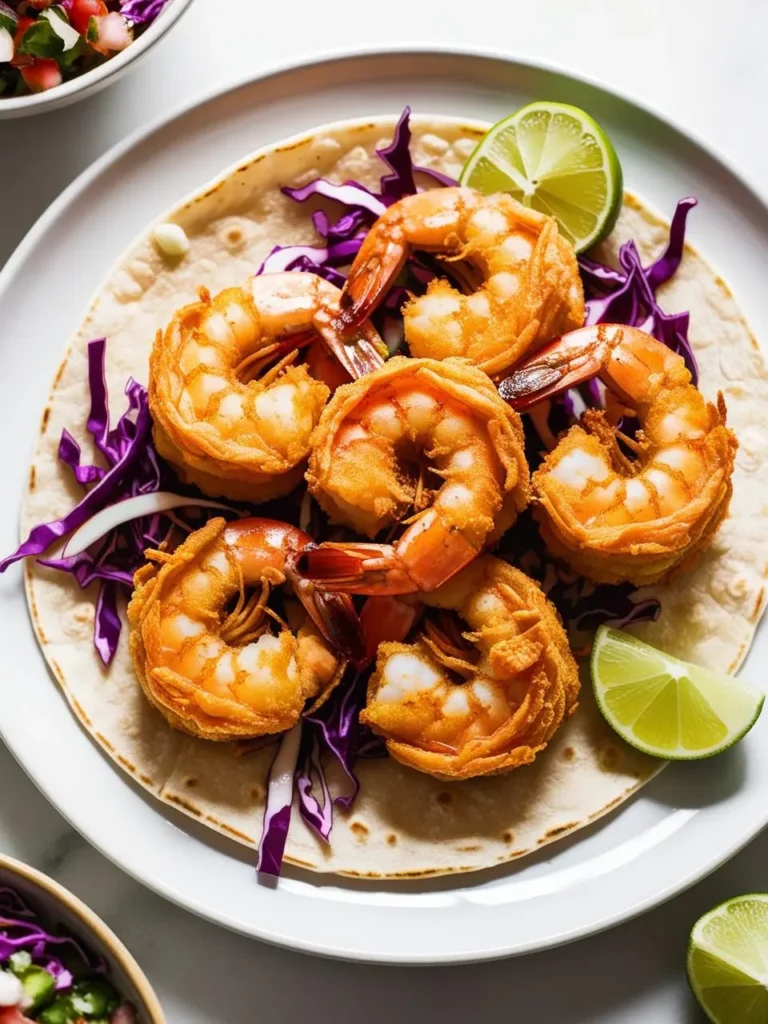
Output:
21 117 768 878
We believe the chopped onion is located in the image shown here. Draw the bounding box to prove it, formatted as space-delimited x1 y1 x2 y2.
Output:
0 26 13 62
40 8 80 50
62 492 235 558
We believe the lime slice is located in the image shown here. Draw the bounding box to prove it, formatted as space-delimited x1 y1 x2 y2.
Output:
459 101 623 252
591 626 763 759
688 895 768 1023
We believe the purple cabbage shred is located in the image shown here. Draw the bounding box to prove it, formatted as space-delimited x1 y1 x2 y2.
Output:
579 197 699 383
256 105 458 344
119 0 170 26
0 886 94 994
296 671 382 843
0 338 211 665
256 725 302 876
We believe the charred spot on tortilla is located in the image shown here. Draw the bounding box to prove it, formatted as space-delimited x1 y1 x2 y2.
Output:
166 794 202 817
437 792 453 807
73 603 94 625
217 822 254 844
386 834 398 847
503 831 514 844
276 136 314 155
350 821 370 842
52 358 68 391
590 795 624 820
184 777 198 789
600 746 622 771
40 406 51 433
563 746 576 761
72 699 91 728
543 822 580 841
117 754 137 773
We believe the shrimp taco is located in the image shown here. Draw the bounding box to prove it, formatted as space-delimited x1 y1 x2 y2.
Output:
5 109 768 879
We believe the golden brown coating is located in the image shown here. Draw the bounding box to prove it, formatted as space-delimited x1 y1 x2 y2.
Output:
149 272 383 502
506 326 738 586
128 518 344 740
339 186 584 377
304 356 530 594
361 556 580 780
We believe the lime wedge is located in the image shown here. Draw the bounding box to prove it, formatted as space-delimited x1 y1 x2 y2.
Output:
591 626 763 759
459 101 623 252
688 895 768 1023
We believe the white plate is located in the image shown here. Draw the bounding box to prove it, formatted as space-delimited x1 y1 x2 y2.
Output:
1 48 768 965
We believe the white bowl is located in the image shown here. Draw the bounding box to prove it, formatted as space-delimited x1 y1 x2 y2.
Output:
0 0 196 119
0 854 167 1021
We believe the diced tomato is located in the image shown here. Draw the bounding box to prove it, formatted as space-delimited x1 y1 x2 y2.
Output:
0 1007 36 1024
67 0 108 35
10 15 35 67
21 57 63 93
26 0 54 8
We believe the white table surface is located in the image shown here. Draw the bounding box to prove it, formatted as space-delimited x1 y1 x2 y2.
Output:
1 0 767 1019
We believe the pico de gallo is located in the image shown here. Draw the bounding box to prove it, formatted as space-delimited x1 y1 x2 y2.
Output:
0 0 171 97
0 885 136 1023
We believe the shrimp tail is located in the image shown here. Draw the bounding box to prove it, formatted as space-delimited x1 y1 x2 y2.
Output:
329 329 388 379
286 565 367 665
336 233 408 333
498 324 621 411
298 543 419 595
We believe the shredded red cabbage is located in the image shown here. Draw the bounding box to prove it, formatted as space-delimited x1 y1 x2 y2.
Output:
296 671 378 842
253 669 384 865
0 338 215 665
256 106 459 352
579 198 698 383
118 0 169 26
256 723 302 875
528 199 700 464
0 887 95 993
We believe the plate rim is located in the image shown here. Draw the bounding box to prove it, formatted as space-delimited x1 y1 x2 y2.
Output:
2 44 768 964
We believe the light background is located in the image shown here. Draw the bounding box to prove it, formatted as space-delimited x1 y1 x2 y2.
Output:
1 1 766 1019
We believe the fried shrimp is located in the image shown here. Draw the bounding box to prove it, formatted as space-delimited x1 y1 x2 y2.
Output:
303 356 530 594
500 324 738 586
336 186 584 377
128 517 364 741
359 556 580 780
149 272 385 502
